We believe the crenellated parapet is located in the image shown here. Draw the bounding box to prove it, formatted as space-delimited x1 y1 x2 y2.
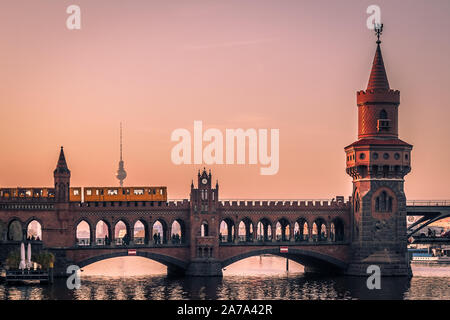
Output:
219 198 350 211
356 89 400 105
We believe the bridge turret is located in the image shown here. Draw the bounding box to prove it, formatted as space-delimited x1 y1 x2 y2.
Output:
53 146 71 203
345 25 412 276
186 168 222 276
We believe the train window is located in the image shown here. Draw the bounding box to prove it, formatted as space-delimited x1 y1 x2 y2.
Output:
73 189 79 195
160 189 163 195
86 189 92 196
134 189 144 195
96 190 99 195
108 189 118 195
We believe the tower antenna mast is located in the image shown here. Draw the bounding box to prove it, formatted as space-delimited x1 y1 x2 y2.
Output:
116 122 127 187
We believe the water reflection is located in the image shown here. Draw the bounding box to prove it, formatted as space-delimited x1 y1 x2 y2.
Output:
0 256 449 300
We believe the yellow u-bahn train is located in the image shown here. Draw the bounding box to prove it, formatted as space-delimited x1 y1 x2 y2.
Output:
0 188 55 199
69 186 167 202
0 186 167 202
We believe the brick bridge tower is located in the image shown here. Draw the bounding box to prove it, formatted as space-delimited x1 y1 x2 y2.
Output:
47 147 73 249
186 168 222 276
345 25 413 276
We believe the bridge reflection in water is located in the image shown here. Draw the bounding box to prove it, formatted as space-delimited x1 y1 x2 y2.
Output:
1 258 449 300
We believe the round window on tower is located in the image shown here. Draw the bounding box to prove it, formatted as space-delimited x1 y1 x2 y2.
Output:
394 153 400 160
383 153 389 159
359 153 365 160
373 152 379 160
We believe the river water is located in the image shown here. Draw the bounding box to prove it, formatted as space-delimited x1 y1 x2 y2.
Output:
0 256 449 300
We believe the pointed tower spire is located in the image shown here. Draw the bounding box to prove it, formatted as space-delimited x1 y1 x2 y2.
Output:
54 146 70 174
367 24 390 91
356 24 400 140
116 122 127 187
54 146 71 202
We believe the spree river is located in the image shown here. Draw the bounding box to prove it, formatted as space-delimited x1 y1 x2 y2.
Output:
1 256 449 300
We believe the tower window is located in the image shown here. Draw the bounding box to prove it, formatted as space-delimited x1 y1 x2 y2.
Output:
394 153 400 160
375 191 393 212
383 153 389 159
377 110 390 132
359 153 365 160
373 153 379 160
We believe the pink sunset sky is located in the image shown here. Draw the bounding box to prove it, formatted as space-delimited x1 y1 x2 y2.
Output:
0 0 449 200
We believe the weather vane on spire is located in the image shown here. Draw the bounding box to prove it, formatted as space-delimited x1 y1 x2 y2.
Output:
374 23 383 44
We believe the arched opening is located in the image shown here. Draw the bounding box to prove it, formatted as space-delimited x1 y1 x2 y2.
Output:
223 255 304 276
256 218 272 242
275 218 290 242
76 252 188 277
331 218 345 242
222 248 347 276
0 221 6 241
201 221 209 237
294 219 309 242
312 218 327 242
379 109 388 119
237 218 253 242
114 220 130 246
95 220 110 246
76 220 91 246
219 218 235 243
152 219 167 244
375 191 393 212
7 220 23 241
26 220 42 241
133 220 148 245
355 192 360 213
170 219 185 244
80 256 167 277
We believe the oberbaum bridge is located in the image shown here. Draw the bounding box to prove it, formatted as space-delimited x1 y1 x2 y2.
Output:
1 29 449 278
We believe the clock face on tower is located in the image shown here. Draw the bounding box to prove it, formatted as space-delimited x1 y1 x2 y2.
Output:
202 178 208 185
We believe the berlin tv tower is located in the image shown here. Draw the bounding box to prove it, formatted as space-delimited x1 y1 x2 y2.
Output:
116 122 127 187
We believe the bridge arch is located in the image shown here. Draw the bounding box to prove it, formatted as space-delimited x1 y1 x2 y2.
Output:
75 251 188 274
221 248 347 274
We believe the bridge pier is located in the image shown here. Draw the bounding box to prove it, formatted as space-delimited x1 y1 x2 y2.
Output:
185 259 223 277
345 249 412 277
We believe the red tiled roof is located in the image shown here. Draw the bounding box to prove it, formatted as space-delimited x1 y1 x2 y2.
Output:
345 138 412 149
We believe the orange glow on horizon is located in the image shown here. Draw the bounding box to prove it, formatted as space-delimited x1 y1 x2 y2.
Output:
1 1 450 200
